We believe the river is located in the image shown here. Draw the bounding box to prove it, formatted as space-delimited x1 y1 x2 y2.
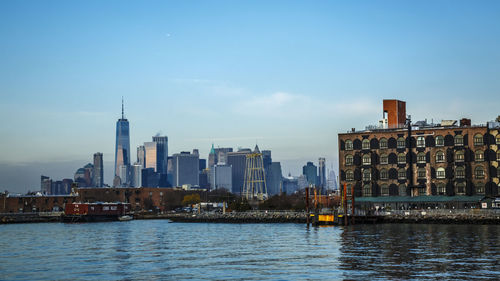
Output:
0 221 499 280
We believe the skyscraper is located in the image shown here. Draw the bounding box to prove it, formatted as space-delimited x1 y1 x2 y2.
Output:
172 150 199 187
302 162 318 186
93 152 103 187
318 157 326 192
114 99 130 186
227 148 251 195
144 142 158 171
152 135 168 174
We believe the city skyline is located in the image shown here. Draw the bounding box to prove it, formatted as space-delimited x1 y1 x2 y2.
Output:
1 1 500 192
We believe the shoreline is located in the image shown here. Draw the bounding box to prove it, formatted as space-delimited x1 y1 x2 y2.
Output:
2 211 500 225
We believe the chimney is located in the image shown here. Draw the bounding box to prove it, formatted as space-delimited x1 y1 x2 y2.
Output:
460 118 471 127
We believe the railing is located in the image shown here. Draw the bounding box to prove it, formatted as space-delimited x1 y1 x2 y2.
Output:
352 209 500 217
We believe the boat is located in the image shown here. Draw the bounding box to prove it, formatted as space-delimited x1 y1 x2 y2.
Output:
118 215 133 221
62 202 132 222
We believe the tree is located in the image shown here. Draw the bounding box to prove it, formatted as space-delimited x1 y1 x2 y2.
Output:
182 193 201 206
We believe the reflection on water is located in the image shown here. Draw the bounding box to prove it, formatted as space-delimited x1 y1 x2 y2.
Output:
0 221 498 280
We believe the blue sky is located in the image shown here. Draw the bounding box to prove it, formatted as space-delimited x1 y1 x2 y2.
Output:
1 1 499 193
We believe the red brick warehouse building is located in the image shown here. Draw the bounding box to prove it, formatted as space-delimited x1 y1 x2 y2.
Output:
338 99 500 208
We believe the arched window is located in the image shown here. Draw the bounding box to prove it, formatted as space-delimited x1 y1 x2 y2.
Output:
345 140 353 151
436 151 445 163
346 170 354 181
417 168 426 179
398 153 406 164
380 154 388 165
475 150 484 162
399 184 406 196
456 166 465 179
380 138 388 149
380 169 388 180
473 134 483 146
398 168 406 180
436 136 444 146
345 154 353 166
476 183 485 194
455 150 465 162
417 136 425 148
362 139 370 150
397 137 406 149
363 169 371 181
454 135 464 146
497 135 500 145
363 184 372 197
362 154 371 165
437 167 446 179
381 184 389 196
475 166 485 179
417 152 426 164
437 183 446 195
456 182 466 195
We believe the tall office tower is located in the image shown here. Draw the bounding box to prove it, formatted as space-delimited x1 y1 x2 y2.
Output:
93 152 104 187
144 142 158 171
199 159 206 172
41 175 52 194
262 150 272 194
267 162 283 196
282 175 299 194
114 99 130 186
131 164 142 187
302 162 318 186
152 135 168 174
327 169 338 191
208 145 233 167
227 148 251 195
318 157 326 192
172 151 199 187
210 164 232 191
62 179 73 194
137 145 145 168
119 164 129 187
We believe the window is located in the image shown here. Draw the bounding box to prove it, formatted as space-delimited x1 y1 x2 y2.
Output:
398 153 406 164
456 166 465 179
436 151 445 163
381 184 389 196
417 168 426 179
476 184 485 194
455 150 465 162
380 154 388 165
417 152 426 164
345 154 354 166
346 170 354 181
362 154 371 165
437 183 446 195
417 136 425 148
399 184 406 196
436 136 444 146
345 140 353 151
455 135 464 146
380 169 388 180
363 185 372 197
475 150 484 162
397 137 406 149
363 169 371 181
497 151 500 161
474 134 483 146
362 139 370 150
418 187 426 196
380 138 388 149
456 182 466 195
437 167 446 179
346 184 352 196
497 135 500 145
475 166 485 179
398 168 406 180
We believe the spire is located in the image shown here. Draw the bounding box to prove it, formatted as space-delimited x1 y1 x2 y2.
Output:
121 97 124 119
254 144 260 153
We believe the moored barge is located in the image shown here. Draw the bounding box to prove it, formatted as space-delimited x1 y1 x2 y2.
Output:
62 202 131 222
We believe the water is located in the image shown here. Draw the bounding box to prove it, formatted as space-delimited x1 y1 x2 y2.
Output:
0 221 499 280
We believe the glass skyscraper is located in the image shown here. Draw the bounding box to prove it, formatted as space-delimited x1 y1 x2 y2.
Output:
114 100 130 185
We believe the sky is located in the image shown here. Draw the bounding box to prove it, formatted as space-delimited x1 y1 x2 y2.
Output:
1 1 499 193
